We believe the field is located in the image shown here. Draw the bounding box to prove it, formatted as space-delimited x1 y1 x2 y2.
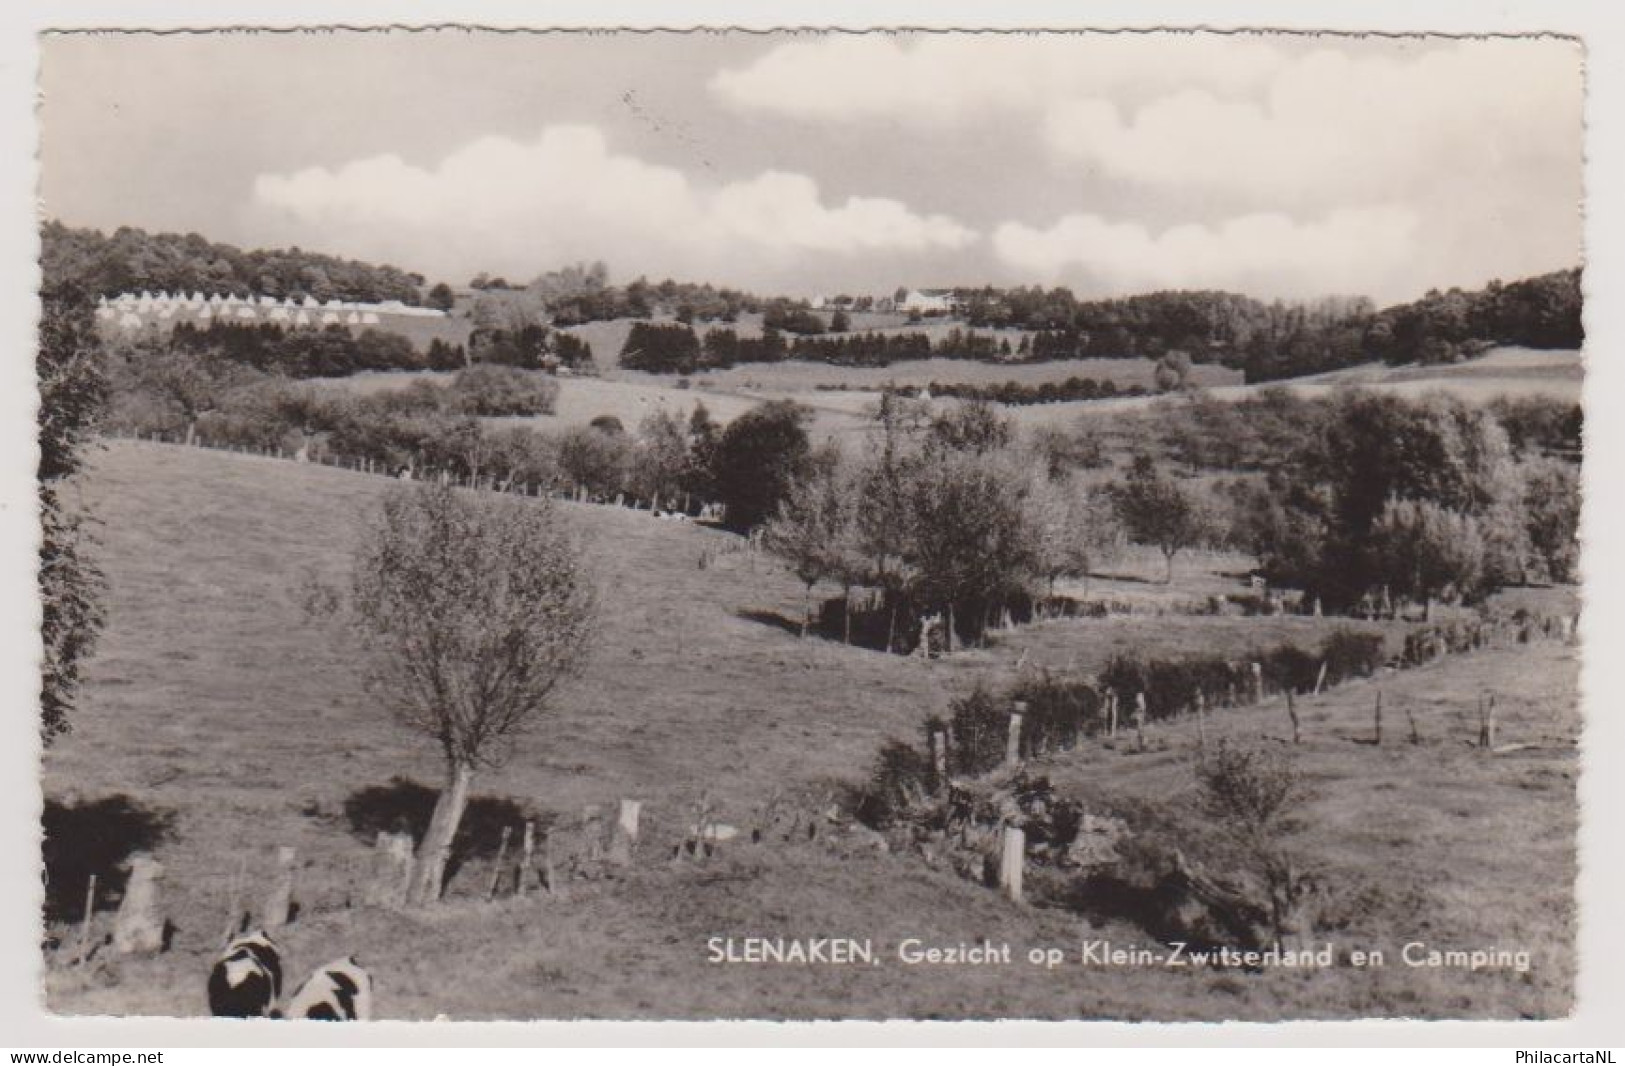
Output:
1030 347 1582 431
40 441 1579 1020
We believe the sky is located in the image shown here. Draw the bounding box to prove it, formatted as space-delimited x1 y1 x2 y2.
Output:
37 30 1584 306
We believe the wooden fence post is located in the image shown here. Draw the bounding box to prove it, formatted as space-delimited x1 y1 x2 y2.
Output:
609 799 641 866
1286 688 1301 745
517 822 536 899
263 846 297 931
1006 702 1027 765
929 729 948 792
75 874 98 966
1479 694 1498 749
1134 692 1147 752
542 830 560 897
367 832 413 908
113 854 165 955
1107 692 1118 738
1251 662 1264 703
486 826 513 901
999 825 1025 904
1373 690 1383 745
1314 662 1328 696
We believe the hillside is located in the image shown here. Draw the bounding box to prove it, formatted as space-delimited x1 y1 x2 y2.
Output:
1014 346 1582 429
40 441 1578 1019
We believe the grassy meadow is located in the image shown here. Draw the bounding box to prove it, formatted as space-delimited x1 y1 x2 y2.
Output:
38 439 1579 1020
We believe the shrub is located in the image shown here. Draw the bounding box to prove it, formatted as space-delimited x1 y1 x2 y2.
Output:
855 740 933 829
449 364 559 417
1099 653 1245 720
1195 739 1304 838
1008 673 1104 755
1317 628 1387 682
946 683 1009 776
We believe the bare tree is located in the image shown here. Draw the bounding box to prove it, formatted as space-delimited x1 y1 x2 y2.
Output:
351 484 597 905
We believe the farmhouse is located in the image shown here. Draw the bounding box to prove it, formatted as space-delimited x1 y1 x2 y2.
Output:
900 288 962 315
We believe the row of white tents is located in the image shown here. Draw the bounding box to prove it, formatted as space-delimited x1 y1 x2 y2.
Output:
95 290 447 332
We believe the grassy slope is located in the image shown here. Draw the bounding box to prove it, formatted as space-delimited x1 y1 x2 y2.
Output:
1043 347 1582 431
42 442 1577 1019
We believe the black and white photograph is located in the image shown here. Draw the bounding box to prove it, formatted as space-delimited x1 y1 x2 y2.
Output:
14 16 1614 1034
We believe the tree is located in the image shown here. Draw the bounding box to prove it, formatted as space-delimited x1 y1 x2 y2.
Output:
351 485 596 905
557 424 630 498
1112 456 1206 583
710 400 812 531
1521 457 1580 583
117 343 257 442
629 408 691 509
1154 350 1193 392
901 448 1037 650
927 396 1012 455
38 289 107 744
426 282 456 312
829 309 851 333
1028 474 1122 597
761 461 853 636
1369 498 1488 612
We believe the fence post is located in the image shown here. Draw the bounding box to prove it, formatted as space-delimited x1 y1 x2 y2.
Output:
517 822 536 898
1407 705 1421 745
609 799 641 866
999 825 1025 904
263 846 297 931
1479 694 1498 749
1107 691 1118 738
113 854 166 955
1314 661 1328 696
1006 702 1027 765
929 729 948 792
1373 690 1383 745
1251 662 1264 703
486 826 513 901
1286 688 1301 745
1134 692 1147 752
75 874 98 966
542 830 559 896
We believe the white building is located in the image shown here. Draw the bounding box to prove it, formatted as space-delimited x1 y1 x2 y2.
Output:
899 288 960 315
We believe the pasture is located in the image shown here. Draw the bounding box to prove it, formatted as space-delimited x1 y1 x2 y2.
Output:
39 440 1579 1020
1033 347 1582 430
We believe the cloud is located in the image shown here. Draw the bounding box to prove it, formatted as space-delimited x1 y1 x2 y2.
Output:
710 34 1284 125
251 125 975 285
992 208 1423 300
1041 41 1583 207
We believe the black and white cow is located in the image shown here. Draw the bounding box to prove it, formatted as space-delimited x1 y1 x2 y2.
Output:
207 930 283 1018
281 956 373 1021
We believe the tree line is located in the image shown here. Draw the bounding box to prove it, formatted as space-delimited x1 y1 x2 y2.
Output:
952 272 1581 381
42 221 429 306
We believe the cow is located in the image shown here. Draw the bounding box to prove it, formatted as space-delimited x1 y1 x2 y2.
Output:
280 956 373 1021
207 930 283 1018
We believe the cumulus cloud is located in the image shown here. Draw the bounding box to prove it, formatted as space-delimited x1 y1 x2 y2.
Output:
710 34 1284 125
251 125 975 285
992 208 1423 300
1041 41 1582 207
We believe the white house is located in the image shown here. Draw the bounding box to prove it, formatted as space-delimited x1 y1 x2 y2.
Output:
900 288 960 315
